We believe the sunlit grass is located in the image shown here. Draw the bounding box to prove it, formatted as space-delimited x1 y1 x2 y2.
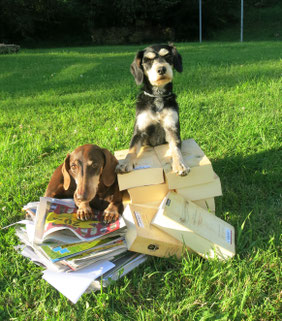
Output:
0 41 281 320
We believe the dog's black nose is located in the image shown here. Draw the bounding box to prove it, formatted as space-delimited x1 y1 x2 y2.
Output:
157 66 166 75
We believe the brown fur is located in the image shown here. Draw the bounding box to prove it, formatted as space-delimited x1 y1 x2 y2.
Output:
45 144 123 222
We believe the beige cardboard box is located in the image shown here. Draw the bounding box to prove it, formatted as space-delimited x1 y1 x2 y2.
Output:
154 139 215 189
128 183 216 213
131 198 216 213
122 190 131 206
128 182 169 205
152 192 235 260
114 146 164 191
123 204 189 258
194 198 215 214
176 174 222 201
122 189 164 209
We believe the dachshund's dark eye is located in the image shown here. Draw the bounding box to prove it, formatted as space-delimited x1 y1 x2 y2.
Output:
91 163 98 169
70 164 77 171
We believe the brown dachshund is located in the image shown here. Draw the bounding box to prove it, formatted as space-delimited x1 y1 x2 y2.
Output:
44 144 123 222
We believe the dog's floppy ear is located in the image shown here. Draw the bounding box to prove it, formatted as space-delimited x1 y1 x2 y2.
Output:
169 43 183 73
130 50 144 85
101 149 118 187
62 154 71 190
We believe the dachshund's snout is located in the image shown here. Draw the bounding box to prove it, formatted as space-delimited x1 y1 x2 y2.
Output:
75 183 97 202
157 66 167 75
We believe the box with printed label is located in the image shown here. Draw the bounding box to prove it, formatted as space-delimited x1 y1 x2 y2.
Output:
152 192 235 260
123 204 189 258
114 146 164 191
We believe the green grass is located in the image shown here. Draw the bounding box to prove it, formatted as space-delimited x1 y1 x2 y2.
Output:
0 41 281 320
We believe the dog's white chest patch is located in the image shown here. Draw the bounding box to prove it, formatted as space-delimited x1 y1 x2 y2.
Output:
136 109 178 131
161 109 178 130
154 98 164 111
136 111 157 131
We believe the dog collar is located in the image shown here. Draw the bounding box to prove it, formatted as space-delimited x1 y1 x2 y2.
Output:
143 91 173 98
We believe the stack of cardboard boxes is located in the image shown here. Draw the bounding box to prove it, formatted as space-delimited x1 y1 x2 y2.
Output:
115 139 235 261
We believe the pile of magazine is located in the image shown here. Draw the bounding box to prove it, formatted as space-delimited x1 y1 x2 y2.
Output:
13 197 147 303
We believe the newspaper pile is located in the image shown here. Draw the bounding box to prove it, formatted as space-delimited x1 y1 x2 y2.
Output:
12 197 147 304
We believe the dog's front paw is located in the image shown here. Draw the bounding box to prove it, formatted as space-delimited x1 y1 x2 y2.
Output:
76 204 93 221
115 160 134 174
103 204 119 223
172 161 190 176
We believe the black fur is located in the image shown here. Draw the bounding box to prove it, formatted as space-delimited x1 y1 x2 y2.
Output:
116 43 188 176
130 44 182 149
132 92 180 148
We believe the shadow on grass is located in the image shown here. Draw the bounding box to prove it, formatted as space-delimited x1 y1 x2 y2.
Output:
0 41 281 100
211 148 281 254
0 52 133 99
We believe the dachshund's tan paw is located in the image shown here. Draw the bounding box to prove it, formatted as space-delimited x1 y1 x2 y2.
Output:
76 204 93 221
103 208 119 223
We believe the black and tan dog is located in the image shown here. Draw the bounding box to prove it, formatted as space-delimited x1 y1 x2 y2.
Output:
45 144 123 222
116 43 189 176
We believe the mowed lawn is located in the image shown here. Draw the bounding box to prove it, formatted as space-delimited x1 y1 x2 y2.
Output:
0 42 281 320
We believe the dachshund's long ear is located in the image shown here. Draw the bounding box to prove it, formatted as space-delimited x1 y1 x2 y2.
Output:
101 149 118 187
62 154 71 190
130 50 144 85
169 43 183 73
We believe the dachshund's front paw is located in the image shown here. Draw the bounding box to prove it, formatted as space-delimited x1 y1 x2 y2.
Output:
76 204 93 221
115 160 134 174
172 161 190 176
103 204 120 223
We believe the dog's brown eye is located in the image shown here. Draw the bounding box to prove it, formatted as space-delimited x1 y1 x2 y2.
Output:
91 164 98 169
71 164 77 171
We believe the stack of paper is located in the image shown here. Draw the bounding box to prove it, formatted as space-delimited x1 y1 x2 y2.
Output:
13 197 147 304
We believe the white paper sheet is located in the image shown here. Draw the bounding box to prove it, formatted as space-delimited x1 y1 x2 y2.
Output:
1 219 33 229
21 245 40 262
26 223 35 242
42 260 115 303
